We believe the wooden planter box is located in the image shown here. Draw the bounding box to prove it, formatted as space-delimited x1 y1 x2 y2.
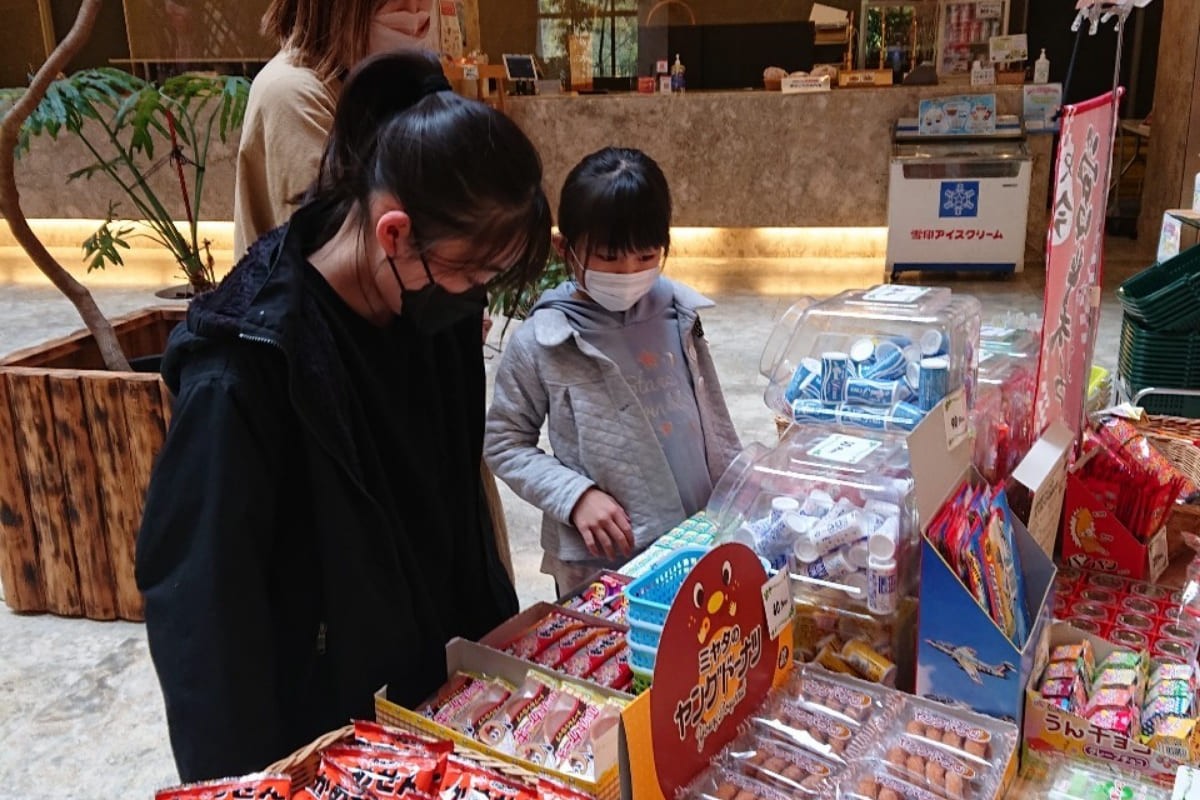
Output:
0 306 184 621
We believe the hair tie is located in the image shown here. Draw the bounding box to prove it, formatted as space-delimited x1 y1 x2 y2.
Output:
421 74 453 98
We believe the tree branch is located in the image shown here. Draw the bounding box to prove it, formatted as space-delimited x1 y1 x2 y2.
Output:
0 0 131 371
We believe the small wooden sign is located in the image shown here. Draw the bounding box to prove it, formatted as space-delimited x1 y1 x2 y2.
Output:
838 69 894 88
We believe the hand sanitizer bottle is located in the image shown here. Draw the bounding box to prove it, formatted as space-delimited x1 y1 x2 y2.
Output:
670 53 686 93
1034 48 1050 84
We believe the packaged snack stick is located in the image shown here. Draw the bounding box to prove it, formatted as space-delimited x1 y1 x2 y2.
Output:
558 629 625 679
534 627 602 669
443 678 514 738
438 758 535 800
587 648 632 691
506 614 589 660
155 774 292 800
551 695 622 781
476 673 559 756
420 672 486 726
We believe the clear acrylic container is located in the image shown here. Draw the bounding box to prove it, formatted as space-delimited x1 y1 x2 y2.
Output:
760 285 982 432
972 347 1037 484
706 423 918 614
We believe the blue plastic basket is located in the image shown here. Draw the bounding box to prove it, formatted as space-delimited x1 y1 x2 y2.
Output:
628 619 663 648
629 639 658 672
626 547 707 629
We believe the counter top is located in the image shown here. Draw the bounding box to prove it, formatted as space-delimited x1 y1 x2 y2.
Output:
506 83 1049 234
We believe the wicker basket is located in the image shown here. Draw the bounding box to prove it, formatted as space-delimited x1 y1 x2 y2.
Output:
266 725 355 792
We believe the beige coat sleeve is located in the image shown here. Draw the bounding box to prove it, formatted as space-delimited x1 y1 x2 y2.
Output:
233 53 339 259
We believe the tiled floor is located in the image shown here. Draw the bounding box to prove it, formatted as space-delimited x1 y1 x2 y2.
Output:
0 234 1158 798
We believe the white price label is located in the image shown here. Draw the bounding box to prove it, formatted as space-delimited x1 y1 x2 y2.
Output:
808 434 882 465
978 1 1003 19
462 64 480 80
942 390 969 450
761 569 795 641
862 285 931 304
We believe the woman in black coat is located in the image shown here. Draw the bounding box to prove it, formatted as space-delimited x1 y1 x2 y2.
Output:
135 49 551 783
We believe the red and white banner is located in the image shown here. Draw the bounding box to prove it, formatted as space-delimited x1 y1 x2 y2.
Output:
1034 89 1124 439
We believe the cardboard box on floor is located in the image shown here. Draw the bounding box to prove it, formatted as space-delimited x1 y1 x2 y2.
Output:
910 394 1057 729
1023 621 1200 787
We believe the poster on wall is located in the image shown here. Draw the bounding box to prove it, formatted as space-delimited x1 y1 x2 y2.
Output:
1034 89 1124 439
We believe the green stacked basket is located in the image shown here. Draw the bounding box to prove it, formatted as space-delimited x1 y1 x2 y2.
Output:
1117 245 1200 417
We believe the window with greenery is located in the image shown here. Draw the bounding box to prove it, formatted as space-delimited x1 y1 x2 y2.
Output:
537 0 639 82
862 1 939 74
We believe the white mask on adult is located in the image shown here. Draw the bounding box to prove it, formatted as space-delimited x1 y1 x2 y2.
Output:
369 0 439 55
579 263 661 312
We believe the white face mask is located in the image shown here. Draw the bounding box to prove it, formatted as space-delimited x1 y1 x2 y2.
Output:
572 251 661 312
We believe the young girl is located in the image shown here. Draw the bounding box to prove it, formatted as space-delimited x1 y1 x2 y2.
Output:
485 147 741 594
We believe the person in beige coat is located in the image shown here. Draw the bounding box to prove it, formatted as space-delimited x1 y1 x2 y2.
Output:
233 0 514 579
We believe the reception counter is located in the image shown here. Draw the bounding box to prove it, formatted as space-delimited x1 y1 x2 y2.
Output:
8 82 1052 271
507 84 1053 261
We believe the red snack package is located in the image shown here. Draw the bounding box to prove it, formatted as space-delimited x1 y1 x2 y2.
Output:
558 630 625 679
308 756 370 800
321 743 440 797
438 757 536 800
587 648 632 691
353 721 454 757
156 774 292 800
537 777 593 800
534 627 601 669
506 614 589 660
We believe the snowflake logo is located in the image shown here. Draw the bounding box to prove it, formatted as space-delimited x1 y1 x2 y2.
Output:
939 181 980 218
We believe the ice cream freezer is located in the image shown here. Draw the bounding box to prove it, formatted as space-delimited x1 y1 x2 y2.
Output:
886 116 1031 279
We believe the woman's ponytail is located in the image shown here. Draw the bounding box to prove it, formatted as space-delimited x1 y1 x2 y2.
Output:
311 49 447 210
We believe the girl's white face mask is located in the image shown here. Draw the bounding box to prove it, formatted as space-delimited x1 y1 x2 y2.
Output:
571 250 662 312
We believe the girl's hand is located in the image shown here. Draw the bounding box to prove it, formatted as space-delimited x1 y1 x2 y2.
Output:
570 488 635 560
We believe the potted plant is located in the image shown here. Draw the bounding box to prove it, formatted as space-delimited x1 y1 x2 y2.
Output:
0 0 248 621
487 251 570 346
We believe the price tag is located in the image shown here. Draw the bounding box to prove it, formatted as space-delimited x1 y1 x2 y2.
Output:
862 285 930 304
942 390 969 450
1158 213 1183 263
761 569 794 641
462 64 480 81
808 433 882 465
978 1 1003 19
